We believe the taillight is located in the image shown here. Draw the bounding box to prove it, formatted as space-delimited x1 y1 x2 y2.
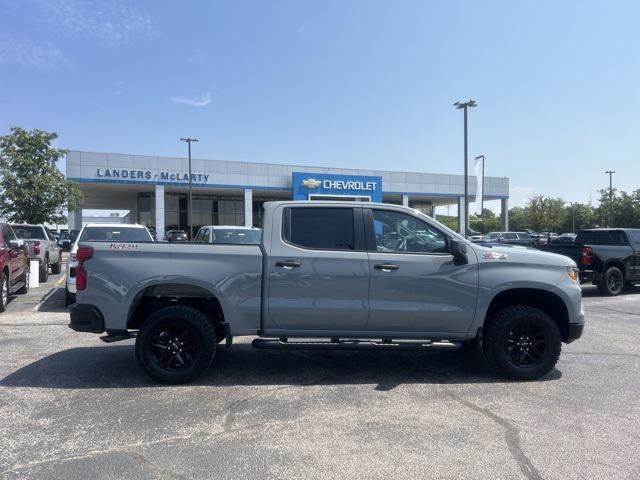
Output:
580 246 592 266
76 247 93 291
33 240 41 256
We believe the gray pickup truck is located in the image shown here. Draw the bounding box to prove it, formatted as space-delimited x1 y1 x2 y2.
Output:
10 224 62 282
69 201 585 384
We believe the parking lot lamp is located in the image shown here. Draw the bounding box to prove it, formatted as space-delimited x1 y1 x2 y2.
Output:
605 170 615 227
454 100 477 237
180 137 199 239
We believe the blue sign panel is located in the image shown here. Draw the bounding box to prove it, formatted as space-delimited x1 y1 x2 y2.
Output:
292 172 383 202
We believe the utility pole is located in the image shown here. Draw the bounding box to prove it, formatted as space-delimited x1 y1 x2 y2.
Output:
454 100 477 237
180 137 199 239
605 170 615 228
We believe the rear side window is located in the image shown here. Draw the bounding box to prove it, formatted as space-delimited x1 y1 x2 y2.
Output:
503 233 517 240
518 233 531 240
630 232 640 248
284 207 355 250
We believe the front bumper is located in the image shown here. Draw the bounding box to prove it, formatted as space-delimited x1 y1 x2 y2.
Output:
566 323 584 343
69 304 105 333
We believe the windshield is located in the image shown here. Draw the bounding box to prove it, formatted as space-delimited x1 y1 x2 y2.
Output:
212 229 262 244
80 226 153 242
11 226 46 240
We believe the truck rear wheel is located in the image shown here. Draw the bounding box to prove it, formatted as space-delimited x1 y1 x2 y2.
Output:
598 266 624 296
39 260 48 283
135 305 216 384
51 253 62 275
483 305 561 380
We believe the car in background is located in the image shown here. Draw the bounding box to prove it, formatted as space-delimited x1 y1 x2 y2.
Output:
551 233 577 245
483 231 533 246
0 223 30 312
60 230 79 251
10 224 62 282
468 234 485 242
166 230 189 242
194 226 262 245
536 232 559 245
483 231 502 242
65 223 154 306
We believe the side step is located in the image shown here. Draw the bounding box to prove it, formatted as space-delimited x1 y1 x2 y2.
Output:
252 338 463 351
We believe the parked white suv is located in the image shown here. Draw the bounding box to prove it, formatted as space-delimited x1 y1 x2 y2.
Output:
65 223 153 306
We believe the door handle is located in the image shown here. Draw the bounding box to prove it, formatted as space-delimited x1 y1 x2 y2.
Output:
374 263 399 271
275 260 301 269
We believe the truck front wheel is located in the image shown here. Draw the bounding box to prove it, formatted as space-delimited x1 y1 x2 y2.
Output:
135 305 216 384
483 305 561 380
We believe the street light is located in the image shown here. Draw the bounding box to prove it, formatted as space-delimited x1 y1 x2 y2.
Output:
604 170 615 228
454 100 477 237
180 137 199 239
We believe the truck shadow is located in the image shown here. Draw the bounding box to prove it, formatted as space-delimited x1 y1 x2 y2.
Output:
0 343 561 390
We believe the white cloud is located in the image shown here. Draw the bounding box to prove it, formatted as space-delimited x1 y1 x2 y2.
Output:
33 0 153 46
509 186 536 208
0 34 67 68
171 92 211 107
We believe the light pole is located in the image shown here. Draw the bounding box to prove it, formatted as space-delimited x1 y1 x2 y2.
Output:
605 170 615 228
454 100 477 237
180 137 199 239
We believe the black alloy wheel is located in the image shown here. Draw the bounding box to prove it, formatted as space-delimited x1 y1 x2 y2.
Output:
504 323 548 368
135 305 216 384
599 266 624 296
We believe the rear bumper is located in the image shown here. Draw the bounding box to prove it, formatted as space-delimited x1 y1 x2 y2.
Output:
69 304 105 333
566 323 584 343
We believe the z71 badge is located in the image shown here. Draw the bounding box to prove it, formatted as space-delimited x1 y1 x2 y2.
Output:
108 243 140 251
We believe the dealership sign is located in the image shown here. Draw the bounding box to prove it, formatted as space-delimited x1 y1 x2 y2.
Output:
96 168 210 183
292 171 382 202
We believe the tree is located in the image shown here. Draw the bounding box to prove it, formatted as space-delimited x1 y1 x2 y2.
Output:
0 127 82 224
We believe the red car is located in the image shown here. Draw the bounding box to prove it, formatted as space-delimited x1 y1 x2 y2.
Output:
0 223 30 312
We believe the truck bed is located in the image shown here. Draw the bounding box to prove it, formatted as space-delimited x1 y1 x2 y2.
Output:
78 241 263 334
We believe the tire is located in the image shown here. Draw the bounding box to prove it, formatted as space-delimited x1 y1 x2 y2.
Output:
0 273 8 313
483 305 561 380
64 288 75 307
39 260 48 283
135 305 216 384
598 266 624 296
16 266 30 294
51 253 62 275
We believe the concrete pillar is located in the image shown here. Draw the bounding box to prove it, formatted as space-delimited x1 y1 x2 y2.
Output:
501 198 509 231
68 209 82 230
458 197 466 236
402 194 409 207
155 184 165 241
244 188 253 227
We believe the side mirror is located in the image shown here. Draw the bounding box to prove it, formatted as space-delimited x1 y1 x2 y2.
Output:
449 238 468 265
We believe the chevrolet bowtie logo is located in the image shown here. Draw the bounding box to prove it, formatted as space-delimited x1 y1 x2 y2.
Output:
301 178 322 188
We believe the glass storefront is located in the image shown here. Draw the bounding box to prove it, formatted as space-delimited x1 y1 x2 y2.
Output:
163 193 244 232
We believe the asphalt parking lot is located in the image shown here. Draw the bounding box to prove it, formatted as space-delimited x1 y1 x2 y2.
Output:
0 264 639 480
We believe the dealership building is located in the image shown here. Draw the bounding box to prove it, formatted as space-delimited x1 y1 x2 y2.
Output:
65 150 510 239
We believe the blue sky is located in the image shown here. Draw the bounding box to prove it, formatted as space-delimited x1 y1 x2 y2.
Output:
1 0 639 209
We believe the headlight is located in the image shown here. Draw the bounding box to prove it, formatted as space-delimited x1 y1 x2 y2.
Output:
566 267 579 282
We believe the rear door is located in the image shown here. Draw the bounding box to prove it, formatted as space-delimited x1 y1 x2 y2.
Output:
364 208 478 335
2 225 24 284
628 231 640 280
265 205 370 332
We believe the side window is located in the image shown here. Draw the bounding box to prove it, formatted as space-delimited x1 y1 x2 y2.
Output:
630 232 640 248
2 226 16 246
503 233 517 240
372 210 447 254
518 233 531 240
194 229 204 242
205 229 212 243
284 207 355 250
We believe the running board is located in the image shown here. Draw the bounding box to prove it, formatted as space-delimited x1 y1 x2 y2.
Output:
252 338 463 351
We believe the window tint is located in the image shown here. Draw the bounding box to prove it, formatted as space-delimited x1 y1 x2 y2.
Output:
630 232 640 247
11 226 46 239
285 207 355 250
576 230 627 246
80 227 153 242
518 233 531 239
372 210 447 254
502 233 517 240
211 229 261 244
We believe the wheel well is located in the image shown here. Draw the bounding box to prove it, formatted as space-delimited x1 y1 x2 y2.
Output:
485 288 570 342
127 284 226 336
604 260 625 276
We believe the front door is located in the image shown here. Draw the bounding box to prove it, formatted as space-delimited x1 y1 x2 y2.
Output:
265 205 370 332
365 208 478 335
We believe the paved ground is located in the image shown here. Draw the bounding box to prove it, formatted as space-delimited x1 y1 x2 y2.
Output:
1 263 639 480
